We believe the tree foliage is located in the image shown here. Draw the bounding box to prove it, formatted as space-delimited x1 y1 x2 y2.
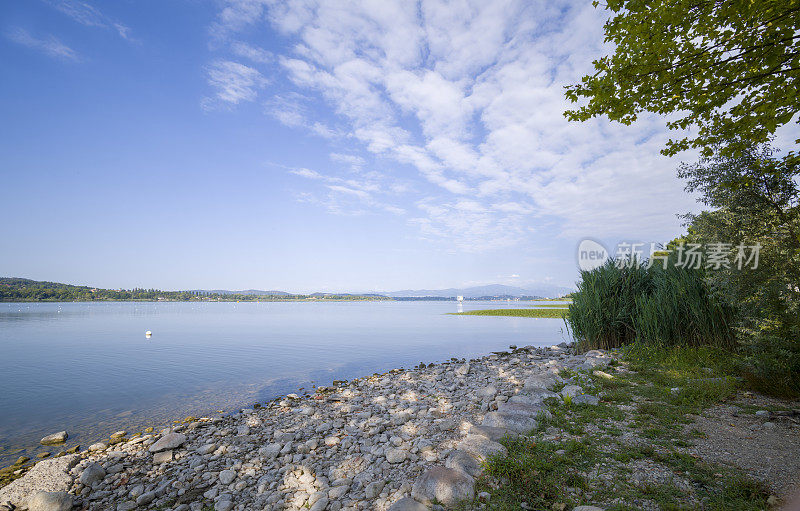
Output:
0 278 390 302
679 145 800 396
565 0 800 161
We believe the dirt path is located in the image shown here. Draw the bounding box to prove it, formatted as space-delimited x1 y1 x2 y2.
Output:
688 392 800 507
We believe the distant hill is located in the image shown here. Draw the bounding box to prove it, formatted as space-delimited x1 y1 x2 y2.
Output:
1 277 572 301
189 289 291 296
385 284 572 299
0 278 387 302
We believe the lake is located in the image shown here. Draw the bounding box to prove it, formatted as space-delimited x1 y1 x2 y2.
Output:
0 300 569 465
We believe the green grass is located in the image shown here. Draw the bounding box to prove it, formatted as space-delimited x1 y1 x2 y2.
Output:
467 344 770 510
526 303 572 308
449 308 568 318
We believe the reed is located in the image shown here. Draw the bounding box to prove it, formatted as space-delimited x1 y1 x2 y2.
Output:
567 257 736 351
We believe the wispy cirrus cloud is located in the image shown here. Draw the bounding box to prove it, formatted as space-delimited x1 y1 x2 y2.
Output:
329 153 365 172
47 0 135 41
202 60 269 110
264 93 338 138
230 41 272 64
6 27 79 61
285 164 406 217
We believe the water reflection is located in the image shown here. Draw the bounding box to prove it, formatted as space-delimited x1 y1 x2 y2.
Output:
0 300 568 465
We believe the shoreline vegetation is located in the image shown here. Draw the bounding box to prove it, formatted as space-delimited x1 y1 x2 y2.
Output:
449 308 569 319
0 278 568 303
2 344 795 510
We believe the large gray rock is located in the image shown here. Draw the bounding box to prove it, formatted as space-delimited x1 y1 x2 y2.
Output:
583 357 609 370
388 497 428 511
508 389 557 406
79 462 106 486
386 448 407 463
87 442 108 452
219 469 236 485
445 450 483 477
456 434 507 462
153 450 173 464
136 491 156 506
560 385 583 398
573 506 604 511
498 402 553 422
572 394 600 405
0 454 79 508
476 385 497 399
411 466 474 507
39 432 67 446
365 481 385 499
468 424 520 442
523 374 558 390
258 443 281 458
27 491 72 511
148 432 186 452
482 411 538 434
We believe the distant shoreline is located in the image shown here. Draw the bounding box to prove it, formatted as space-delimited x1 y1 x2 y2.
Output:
0 277 572 303
1 298 568 303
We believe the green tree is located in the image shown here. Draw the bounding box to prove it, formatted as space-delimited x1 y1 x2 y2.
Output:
565 0 800 161
679 145 800 396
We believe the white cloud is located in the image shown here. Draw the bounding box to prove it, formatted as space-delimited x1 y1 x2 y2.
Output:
264 93 338 138
213 0 700 250
211 0 270 38
330 153 365 172
49 0 105 27
290 167 322 179
48 0 134 41
203 60 268 109
6 28 79 61
286 163 406 216
231 41 272 63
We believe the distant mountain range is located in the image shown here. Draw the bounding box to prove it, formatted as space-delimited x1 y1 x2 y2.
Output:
192 284 573 299
189 289 292 296
382 284 572 299
3 277 572 301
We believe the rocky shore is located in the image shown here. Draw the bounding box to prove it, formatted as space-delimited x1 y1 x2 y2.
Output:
0 344 613 511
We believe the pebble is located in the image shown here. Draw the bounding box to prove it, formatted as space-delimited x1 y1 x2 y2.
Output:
219 469 236 485
386 448 407 463
2 344 611 511
40 432 68 446
27 491 72 511
148 432 186 452
87 442 108 452
78 462 105 486
388 497 428 510
411 466 474 506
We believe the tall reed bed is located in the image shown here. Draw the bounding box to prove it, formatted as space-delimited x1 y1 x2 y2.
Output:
567 258 737 351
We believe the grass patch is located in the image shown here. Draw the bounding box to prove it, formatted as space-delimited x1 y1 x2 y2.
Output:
471 346 770 510
525 304 572 308
476 438 592 510
449 308 568 318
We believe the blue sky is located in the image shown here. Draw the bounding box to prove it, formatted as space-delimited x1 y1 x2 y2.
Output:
0 0 708 293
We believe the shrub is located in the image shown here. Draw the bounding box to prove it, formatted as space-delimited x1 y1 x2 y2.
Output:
568 258 737 351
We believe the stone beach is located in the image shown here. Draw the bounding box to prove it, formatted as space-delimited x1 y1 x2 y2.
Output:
0 344 613 510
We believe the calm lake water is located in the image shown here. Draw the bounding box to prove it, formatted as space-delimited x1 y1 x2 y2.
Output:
0 300 569 465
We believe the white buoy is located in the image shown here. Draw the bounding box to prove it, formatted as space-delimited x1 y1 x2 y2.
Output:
145 330 152 338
